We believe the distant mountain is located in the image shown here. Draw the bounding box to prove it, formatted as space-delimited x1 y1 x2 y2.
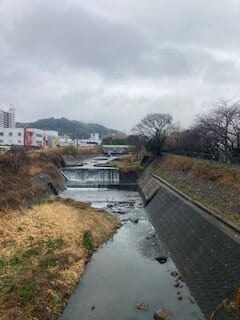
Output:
16 117 125 139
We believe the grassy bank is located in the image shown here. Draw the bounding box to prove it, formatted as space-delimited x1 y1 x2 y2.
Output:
0 198 120 320
152 154 240 225
0 148 120 319
0 149 64 210
0 147 102 211
110 154 144 175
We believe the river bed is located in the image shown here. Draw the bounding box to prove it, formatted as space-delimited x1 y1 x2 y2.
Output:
59 188 204 320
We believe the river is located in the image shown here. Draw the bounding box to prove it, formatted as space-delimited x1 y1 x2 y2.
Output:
58 158 205 320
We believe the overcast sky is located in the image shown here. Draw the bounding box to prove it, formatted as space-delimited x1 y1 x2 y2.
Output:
0 0 239 132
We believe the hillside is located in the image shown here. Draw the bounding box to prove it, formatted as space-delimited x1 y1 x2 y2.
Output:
16 117 125 139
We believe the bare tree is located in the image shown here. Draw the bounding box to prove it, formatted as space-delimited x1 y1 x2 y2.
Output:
194 98 240 162
132 113 173 155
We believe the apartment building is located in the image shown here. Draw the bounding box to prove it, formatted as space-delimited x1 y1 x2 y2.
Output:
0 107 15 128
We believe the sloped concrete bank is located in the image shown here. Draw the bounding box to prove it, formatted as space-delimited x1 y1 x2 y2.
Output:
138 168 240 319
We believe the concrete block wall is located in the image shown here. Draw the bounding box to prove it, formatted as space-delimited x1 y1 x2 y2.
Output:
138 174 240 318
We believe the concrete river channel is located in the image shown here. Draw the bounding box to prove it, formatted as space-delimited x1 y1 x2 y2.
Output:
59 156 205 320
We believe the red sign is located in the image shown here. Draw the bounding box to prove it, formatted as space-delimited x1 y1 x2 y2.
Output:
24 128 34 149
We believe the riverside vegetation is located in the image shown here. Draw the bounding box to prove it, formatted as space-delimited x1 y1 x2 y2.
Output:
152 154 240 225
109 154 144 175
0 148 120 320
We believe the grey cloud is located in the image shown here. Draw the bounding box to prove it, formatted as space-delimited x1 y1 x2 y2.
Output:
1 0 239 82
132 0 240 50
0 0 239 132
4 3 149 76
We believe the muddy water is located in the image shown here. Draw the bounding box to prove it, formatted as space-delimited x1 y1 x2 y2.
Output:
59 188 204 320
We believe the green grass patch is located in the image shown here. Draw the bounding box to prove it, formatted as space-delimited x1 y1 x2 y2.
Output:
41 257 58 268
0 258 8 268
23 247 40 258
82 230 95 253
45 237 66 251
9 279 39 306
17 225 24 232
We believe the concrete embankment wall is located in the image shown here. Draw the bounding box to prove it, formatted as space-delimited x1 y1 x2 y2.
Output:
31 171 66 196
138 169 240 318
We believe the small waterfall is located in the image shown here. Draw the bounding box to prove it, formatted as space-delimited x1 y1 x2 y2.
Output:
61 166 120 186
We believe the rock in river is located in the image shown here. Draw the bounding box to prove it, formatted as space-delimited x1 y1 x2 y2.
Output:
136 302 149 311
170 271 179 278
153 309 173 320
155 256 168 264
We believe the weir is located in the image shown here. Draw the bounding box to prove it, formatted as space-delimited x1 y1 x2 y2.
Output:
61 166 120 186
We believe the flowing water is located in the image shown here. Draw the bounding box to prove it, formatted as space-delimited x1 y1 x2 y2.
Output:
59 185 205 320
61 156 120 187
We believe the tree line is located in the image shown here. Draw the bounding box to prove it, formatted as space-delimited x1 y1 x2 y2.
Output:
131 98 240 163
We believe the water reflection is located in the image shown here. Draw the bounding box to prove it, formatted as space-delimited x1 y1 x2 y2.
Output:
59 188 204 320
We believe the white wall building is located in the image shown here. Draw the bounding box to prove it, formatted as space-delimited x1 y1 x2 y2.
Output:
77 133 102 146
0 128 44 148
56 135 73 147
0 128 24 146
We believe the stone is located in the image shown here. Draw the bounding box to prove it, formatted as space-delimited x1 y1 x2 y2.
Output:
116 208 127 214
136 302 149 311
170 271 179 278
177 296 183 301
131 218 139 224
174 281 180 288
155 256 168 264
153 309 173 319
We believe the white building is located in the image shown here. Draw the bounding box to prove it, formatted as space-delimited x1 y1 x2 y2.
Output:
77 133 102 146
0 128 58 148
0 107 15 128
0 128 23 146
55 135 73 147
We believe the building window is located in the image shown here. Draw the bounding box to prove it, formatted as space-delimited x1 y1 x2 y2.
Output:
0 132 3 136
9 132 12 136
36 134 42 138
18 140 22 143
18 132 22 136
0 140 3 143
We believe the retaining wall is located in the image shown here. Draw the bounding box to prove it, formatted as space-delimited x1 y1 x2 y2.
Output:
138 171 240 318
31 171 65 196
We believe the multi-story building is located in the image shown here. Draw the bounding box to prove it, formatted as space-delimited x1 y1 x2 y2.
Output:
0 128 58 148
0 128 24 147
0 107 15 128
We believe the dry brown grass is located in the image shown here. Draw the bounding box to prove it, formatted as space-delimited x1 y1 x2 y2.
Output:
210 288 240 320
77 146 102 155
154 155 240 191
110 154 144 175
152 155 240 224
0 198 120 320
0 149 65 211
